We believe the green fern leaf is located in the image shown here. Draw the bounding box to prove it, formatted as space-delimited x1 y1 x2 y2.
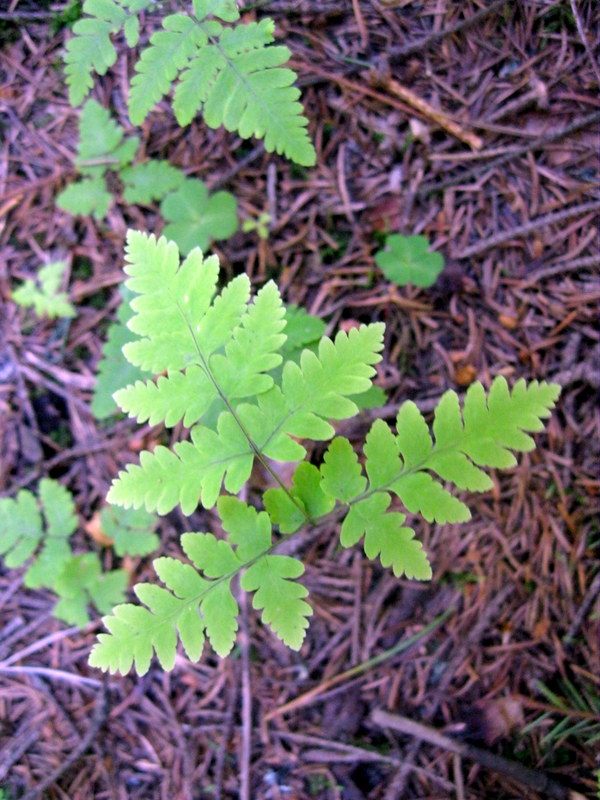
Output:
121 160 186 204
0 479 76 578
174 18 315 165
53 553 128 627
64 0 154 106
91 286 150 420
90 496 309 673
108 232 383 514
56 176 113 219
24 479 78 588
100 504 159 557
219 497 311 649
340 494 432 580
75 99 139 178
12 262 76 319
129 14 208 125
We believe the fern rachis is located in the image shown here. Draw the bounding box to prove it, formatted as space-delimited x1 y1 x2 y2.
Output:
87 230 560 675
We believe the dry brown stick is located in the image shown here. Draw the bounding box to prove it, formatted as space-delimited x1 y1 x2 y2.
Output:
371 75 483 151
418 111 600 196
386 0 510 60
21 682 109 800
455 199 600 260
371 709 577 800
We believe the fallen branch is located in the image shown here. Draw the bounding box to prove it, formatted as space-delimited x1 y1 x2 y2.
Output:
371 709 584 800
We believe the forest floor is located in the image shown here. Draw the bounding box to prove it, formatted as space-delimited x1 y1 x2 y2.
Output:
0 1 599 799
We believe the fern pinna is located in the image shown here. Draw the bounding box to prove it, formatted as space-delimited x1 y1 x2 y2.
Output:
64 0 316 166
89 231 560 675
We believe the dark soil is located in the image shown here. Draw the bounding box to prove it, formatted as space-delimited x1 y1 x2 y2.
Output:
0 1 598 799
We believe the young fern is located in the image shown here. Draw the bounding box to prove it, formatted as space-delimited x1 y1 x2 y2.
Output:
89 230 560 676
0 480 134 627
64 0 316 166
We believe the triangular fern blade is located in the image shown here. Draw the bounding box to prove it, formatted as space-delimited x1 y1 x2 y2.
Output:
128 14 208 125
241 556 311 650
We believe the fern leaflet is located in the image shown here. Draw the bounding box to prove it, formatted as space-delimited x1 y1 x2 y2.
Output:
89 496 309 674
64 0 154 106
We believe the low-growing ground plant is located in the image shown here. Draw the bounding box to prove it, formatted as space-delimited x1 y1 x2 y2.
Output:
375 233 445 288
0 479 158 626
12 261 75 319
57 99 238 254
63 0 316 166
85 230 561 676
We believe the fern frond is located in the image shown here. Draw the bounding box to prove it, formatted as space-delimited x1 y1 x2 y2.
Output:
313 378 560 575
129 14 209 126
0 479 76 580
89 497 309 674
121 160 186 205
173 17 315 165
64 0 154 106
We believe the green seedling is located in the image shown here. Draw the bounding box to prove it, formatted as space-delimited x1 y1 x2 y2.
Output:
375 233 444 288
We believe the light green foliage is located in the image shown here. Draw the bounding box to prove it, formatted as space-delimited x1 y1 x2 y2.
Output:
99 504 159 556
57 176 113 219
12 261 75 319
242 211 271 240
375 234 445 288
57 100 238 249
160 178 238 255
92 286 150 419
120 160 185 205
89 495 310 674
88 230 560 675
53 553 128 627
64 0 155 106
57 99 139 219
0 479 133 626
64 1 316 165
